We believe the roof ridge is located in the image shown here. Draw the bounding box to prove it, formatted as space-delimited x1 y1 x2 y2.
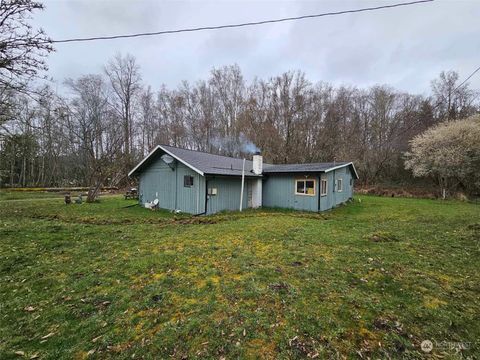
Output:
264 161 348 166
159 144 254 162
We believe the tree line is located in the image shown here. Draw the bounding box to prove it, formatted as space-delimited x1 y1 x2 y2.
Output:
1 53 479 192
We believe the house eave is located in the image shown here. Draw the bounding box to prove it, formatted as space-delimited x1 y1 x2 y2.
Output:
128 145 205 177
323 162 359 179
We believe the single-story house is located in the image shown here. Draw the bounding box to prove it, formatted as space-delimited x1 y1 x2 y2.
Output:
129 145 359 215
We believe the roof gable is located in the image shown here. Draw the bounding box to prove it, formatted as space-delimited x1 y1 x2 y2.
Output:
129 145 260 177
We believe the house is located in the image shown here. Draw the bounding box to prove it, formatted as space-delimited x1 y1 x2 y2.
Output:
128 145 359 215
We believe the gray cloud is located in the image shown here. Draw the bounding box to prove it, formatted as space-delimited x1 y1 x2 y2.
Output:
34 0 480 94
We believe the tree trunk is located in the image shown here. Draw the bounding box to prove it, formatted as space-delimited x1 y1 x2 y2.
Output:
87 179 103 203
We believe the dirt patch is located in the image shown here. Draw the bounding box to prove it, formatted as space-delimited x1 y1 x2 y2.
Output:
290 261 303 267
373 316 404 334
269 282 291 292
367 231 399 243
288 336 319 358
467 223 480 231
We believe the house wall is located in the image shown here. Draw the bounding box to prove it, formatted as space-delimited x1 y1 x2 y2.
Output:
264 166 355 212
205 176 250 214
138 155 206 214
319 172 334 211
331 166 354 206
319 166 355 210
262 174 319 212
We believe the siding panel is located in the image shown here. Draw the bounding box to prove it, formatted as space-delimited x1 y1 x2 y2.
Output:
262 174 318 212
206 176 250 214
138 154 205 214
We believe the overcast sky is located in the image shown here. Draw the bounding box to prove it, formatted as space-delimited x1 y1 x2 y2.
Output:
34 0 480 95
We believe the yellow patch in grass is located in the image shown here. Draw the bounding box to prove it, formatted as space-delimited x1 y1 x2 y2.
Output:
152 273 165 280
245 338 277 359
358 327 377 340
424 296 447 309
197 275 221 288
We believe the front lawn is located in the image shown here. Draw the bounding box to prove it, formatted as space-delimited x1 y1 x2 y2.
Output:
0 195 478 359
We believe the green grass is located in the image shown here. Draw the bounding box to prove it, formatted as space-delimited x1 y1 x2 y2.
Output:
0 190 68 201
0 195 479 359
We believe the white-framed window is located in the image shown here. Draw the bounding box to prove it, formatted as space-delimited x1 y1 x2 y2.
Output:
320 179 328 196
295 179 316 196
337 178 343 192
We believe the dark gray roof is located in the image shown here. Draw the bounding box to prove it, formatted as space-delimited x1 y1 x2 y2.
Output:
129 144 359 179
263 162 349 173
160 145 261 177
129 144 262 177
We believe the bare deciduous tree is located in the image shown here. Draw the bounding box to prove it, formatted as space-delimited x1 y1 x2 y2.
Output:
104 53 142 163
0 0 53 122
431 70 477 120
65 74 123 202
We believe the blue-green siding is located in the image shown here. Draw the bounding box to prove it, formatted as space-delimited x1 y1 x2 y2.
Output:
264 166 355 212
138 155 205 214
138 154 254 214
262 174 318 211
206 176 250 214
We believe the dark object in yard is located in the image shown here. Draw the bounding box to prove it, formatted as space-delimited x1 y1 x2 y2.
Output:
75 194 83 204
122 203 139 208
124 188 138 200
151 294 162 302
64 194 71 205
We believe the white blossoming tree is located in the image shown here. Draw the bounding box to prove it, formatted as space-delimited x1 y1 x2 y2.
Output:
405 115 480 198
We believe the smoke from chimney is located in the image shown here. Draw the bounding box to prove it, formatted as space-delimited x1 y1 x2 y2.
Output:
210 132 260 155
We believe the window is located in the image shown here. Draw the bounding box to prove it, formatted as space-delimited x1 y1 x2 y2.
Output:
337 178 343 192
184 175 194 187
295 179 315 196
320 179 328 196
208 188 217 196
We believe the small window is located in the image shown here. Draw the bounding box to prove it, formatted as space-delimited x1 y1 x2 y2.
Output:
295 179 315 196
184 175 194 187
208 188 217 196
337 178 343 192
321 179 327 196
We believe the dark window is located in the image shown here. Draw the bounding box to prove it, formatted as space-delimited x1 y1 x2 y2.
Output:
296 180 305 194
184 175 194 187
